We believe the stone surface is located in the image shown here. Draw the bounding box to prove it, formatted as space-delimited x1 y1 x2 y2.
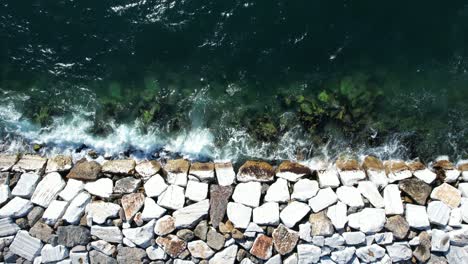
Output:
0 196 33 218
12 155 47 173
158 185 185 210
250 234 273 260
45 155 73 173
427 200 451 226
343 232 365 245
29 221 53 243
386 242 412 262
122 219 155 247
189 162 215 182
114 176 141 193
374 232 393 245
446 245 468 264
86 200 121 224
308 187 338 213
0 218 20 237
102 159 135 175
291 179 319 201
164 159 190 187
146 245 167 260
309 211 334 236
413 231 431 262
154 215 176 236
0 184 10 205
385 215 409 240
383 184 404 215
31 172 66 207
336 186 364 208
58 179 84 201
90 240 116 256
188 240 215 259
264 178 290 203
42 200 68 225
185 180 208 202
62 191 91 224
208 245 237 264
355 244 386 262
280 201 310 228
317 169 341 188
272 224 299 255
207 228 225 250
330 247 356 264
227 202 252 229
66 160 101 181
156 234 187 258
366 170 389 189
116 247 146 263
327 201 348 230
0 154 18 171
398 177 432 205
253 202 280 226
173 199 209 228
209 184 233 228
90 226 123 243
276 161 311 182
121 192 145 221
144 174 168 197
237 161 275 182
141 197 166 220
405 204 430 229
357 181 384 208
348 208 386 233
9 230 43 261
297 244 321 264
431 183 462 208
338 170 366 186
214 162 235 186
28 206 44 227
57 226 90 247
11 172 39 198
135 160 161 180
414 168 437 184
232 181 262 208
84 178 113 198
384 160 412 183
431 229 450 252
41 244 69 263
70 246 90 264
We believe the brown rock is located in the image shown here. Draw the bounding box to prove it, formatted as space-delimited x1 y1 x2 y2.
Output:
408 161 426 171
399 178 432 205
237 161 275 182
275 161 311 179
458 162 468 171
384 160 409 174
231 229 244 240
250 234 273 260
209 185 233 228
385 215 409 240
219 221 234 234
272 224 299 255
154 215 176 236
164 159 190 174
362 156 384 171
102 159 136 175
156 234 187 258
121 193 145 221
67 160 101 181
309 211 334 236
430 183 461 208
29 221 53 243
336 158 360 171
413 231 431 262
432 160 455 170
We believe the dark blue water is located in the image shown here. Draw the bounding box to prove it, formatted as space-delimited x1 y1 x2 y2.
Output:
1 0 468 162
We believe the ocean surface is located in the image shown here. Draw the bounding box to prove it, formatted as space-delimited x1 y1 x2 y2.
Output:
1 0 468 163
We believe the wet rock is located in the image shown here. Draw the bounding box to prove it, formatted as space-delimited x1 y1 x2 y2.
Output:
31 172 66 207
384 160 412 183
156 234 187 258
385 215 409 240
336 186 364 208
90 240 115 256
347 208 386 233
275 161 311 182
327 201 348 230
90 225 123 243
84 178 113 198
102 159 135 175
362 156 384 171
0 196 33 218
308 187 338 213
114 176 141 194
135 160 161 180
122 219 155 247
383 184 404 215
66 160 101 181
116 247 146 263
432 229 450 252
237 161 275 182
154 215 176 236
291 179 319 201
398 177 432 205
9 230 43 261
62 191 91 224
173 199 209 228
386 242 412 262
280 201 310 228
185 180 208 202
42 200 68 225
209 185 233 228
232 181 262 208
11 172 39 198
272 224 298 255
208 245 237 264
121 192 145 221
227 202 252 229
189 162 215 182
297 244 321 264
41 244 69 263
250 234 273 260
0 154 18 171
0 218 20 237
12 155 47 173
357 181 384 208
355 244 386 262
86 200 121 224
317 169 341 188
309 211 334 236
431 183 461 208
164 159 190 187
207 228 225 250
265 178 290 203
253 202 279 226
158 185 185 210
188 240 215 259
58 179 84 201
45 155 73 173
405 204 430 230
141 197 166 221
214 162 235 186
57 225 90 247
427 201 451 226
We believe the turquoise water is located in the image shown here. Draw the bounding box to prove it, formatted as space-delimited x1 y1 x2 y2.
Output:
1 1 468 161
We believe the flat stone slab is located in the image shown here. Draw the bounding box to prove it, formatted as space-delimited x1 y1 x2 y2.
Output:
102 159 136 175
10 230 43 261
0 154 18 171
12 155 47 173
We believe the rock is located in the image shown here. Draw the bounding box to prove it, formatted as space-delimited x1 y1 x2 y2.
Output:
154 215 176 236
194 220 208 240
62 191 91 224
144 174 168 197
188 240 215 259
90 225 122 243
189 162 215 182
90 240 115 256
214 162 235 186
121 192 145 221
348 208 386 233
209 185 233 228
265 178 290 203
173 199 209 228
0 196 33 218
428 254 448 264
291 179 319 201
156 234 187 258
253 202 280 226
12 155 47 173
432 229 450 252
135 160 161 180
86 200 121 224
265 254 282 264
366 170 389 189
386 242 412 262
413 231 431 262
207 228 225 250
102 159 135 175
284 253 298 264
462 203 468 224
158 185 185 210
398 177 432 205
327 201 348 230
9 230 43 261
56 226 90 247
449 226 468 246
42 200 68 225
208 245 237 264
297 244 321 264
0 184 10 205
31 172 66 207
446 245 468 264
146 245 167 260
362 156 384 170
343 232 365 245
11 172 39 198
122 219 155 247
324 233 345 248
58 179 84 201
114 176 141 194
45 155 72 173
272 224 299 255
116 247 146 263
227 202 252 229
383 184 404 215
330 247 356 264
308 211 334 236
405 204 430 229
336 158 360 171
427 201 451 226
385 215 409 240
41 244 69 263
70 246 90 264
250 234 273 260
336 186 364 208
308 187 338 213
384 160 412 183
232 181 262 208
357 181 384 208
355 244 386 262
0 154 18 171
449 207 463 227
89 249 115 264
317 169 341 188
164 159 190 187
0 218 20 237
141 197 166 221
237 161 274 182
84 178 113 198
338 170 366 186
66 160 101 181
431 183 461 208
27 206 44 226
414 168 437 184
276 161 311 182
280 201 310 228
374 232 393 245
185 180 208 202
459 183 468 198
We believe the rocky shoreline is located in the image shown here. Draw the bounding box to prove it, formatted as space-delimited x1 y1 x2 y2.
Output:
0 154 467 263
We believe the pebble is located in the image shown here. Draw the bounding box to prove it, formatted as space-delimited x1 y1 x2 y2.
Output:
336 186 364 208
185 180 209 202
326 201 348 230
189 162 215 182
173 199 210 228
102 159 135 175
383 184 404 215
308 187 338 213
446 245 468 264
291 179 319 201
122 219 155 247
317 169 341 188
42 200 68 225
62 191 91 224
144 174 168 197
158 184 185 210
431 183 462 208
88 249 115 264
232 181 262 208
31 172 66 207
135 160 161 180
141 197 167 221
11 172 39 198
427 200 451 226
0 196 33 218
58 179 84 201
154 215 176 236
264 178 290 203
90 225 123 243
227 202 252 229
276 161 311 182
298 223 312 242
253 202 280 226
214 162 236 186
10 230 43 261
164 159 190 187
84 178 113 198
405 204 430 229
280 201 310 228
413 231 431 262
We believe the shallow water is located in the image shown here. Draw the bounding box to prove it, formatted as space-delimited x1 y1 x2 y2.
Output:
1 1 468 162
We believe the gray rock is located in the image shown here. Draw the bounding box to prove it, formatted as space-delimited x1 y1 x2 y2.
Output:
194 220 208 241
29 221 54 243
113 176 141 194
9 230 43 261
177 229 195 241
89 250 116 264
116 247 146 263
27 206 44 227
207 228 225 250
385 215 409 240
57 226 91 247
373 232 393 245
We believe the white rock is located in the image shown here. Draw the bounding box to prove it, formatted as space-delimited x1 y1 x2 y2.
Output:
135 160 161 180
297 223 312 243
241 259 254 264
413 168 437 184
330 247 355 264
31 172 66 207
227 202 252 229
347 208 386 233
90 226 123 243
336 186 364 208
154 215 175 236
366 170 389 188
326 201 348 230
45 155 72 173
62 191 91 224
84 178 113 198
265 178 290 203
280 201 310 228
144 174 168 197
189 163 215 182
209 245 237 264
11 172 39 198
0 154 18 171
86 201 121 224
10 230 43 261
12 155 47 172
383 184 404 215
374 232 393 245
90 240 115 256
42 200 68 225
463 171 468 181
141 197 166 221
157 185 185 210
284 253 298 264
317 169 340 188
265 254 282 264
445 169 461 183
253 202 280 226
446 245 468 264
173 199 209 228
459 183 468 198
297 244 321 264
232 181 261 208
146 245 167 260
308 187 337 213
102 159 135 175
69 247 89 264
324 233 345 248
408 237 420 246
0 196 33 218
0 218 19 237
291 179 319 201
343 232 365 245
58 179 84 201
185 180 208 202
355 244 386 262
41 244 69 263
188 240 215 259
431 229 450 252
386 242 412 262
449 207 463 227
357 181 384 208
338 170 366 186
427 201 451 226
122 220 155 247
215 163 235 186
405 204 430 229
448 226 468 246
387 170 412 183
0 184 10 205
